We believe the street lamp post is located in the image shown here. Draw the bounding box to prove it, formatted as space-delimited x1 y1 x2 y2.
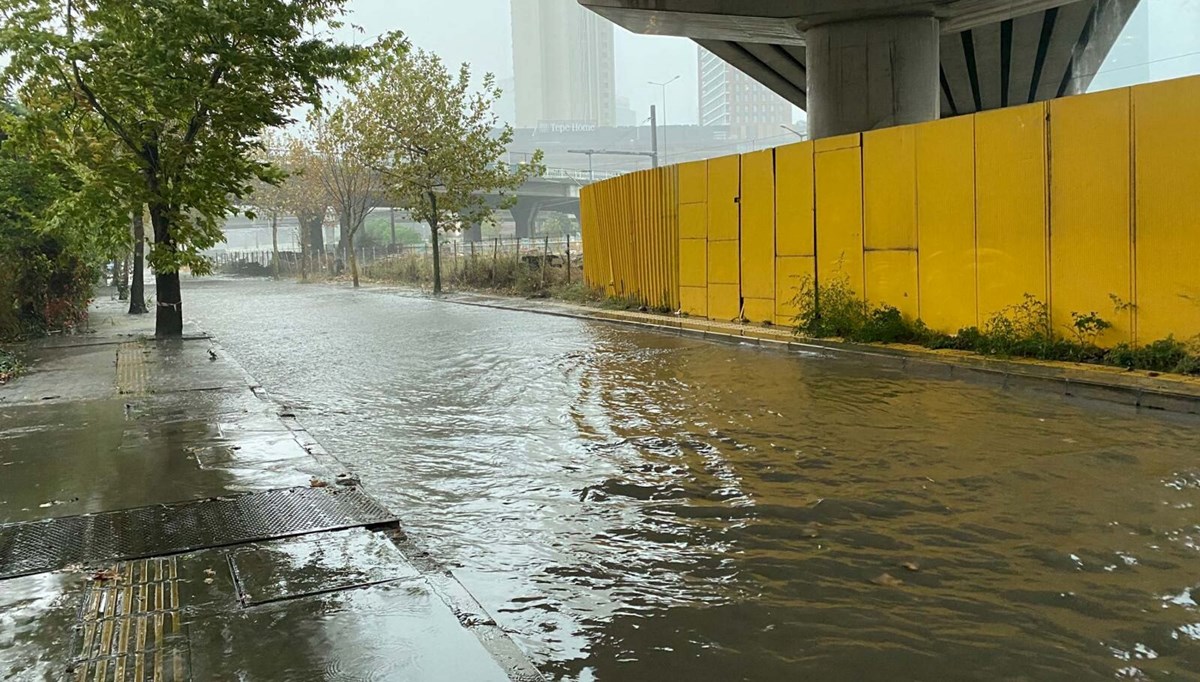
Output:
780 124 807 139
648 75 680 159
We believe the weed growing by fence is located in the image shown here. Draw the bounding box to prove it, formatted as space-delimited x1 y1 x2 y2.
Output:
790 275 1200 375
0 349 23 384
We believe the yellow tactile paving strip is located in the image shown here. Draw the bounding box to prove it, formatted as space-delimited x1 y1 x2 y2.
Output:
115 341 148 397
72 558 188 682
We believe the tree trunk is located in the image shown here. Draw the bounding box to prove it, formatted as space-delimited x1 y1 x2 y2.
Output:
348 228 360 288
129 210 149 314
117 250 130 301
308 217 324 253
148 202 183 337
271 212 281 280
299 215 310 282
430 220 441 295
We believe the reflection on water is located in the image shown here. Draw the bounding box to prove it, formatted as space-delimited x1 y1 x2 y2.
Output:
186 278 1200 681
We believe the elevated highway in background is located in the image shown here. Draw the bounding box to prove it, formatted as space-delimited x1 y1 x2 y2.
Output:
580 0 1139 138
221 167 609 248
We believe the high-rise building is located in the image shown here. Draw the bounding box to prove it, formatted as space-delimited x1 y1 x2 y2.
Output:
698 47 794 140
1091 0 1200 92
510 0 616 129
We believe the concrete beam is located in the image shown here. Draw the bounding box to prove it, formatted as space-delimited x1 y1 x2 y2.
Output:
695 40 809 108
578 0 1086 37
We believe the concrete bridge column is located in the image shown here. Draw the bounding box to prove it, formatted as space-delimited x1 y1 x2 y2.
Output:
807 16 940 139
463 221 483 243
511 199 541 240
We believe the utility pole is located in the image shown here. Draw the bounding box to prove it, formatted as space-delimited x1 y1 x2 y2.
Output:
648 75 679 158
650 105 659 168
389 206 397 247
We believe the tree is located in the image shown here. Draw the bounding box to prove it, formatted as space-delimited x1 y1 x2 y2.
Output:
0 0 360 336
277 137 330 282
313 103 379 288
0 103 126 337
357 45 543 294
250 134 289 280
128 209 147 313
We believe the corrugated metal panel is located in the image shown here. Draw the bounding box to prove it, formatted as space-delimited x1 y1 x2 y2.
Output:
707 154 741 241
863 126 918 251
775 141 815 257
916 116 979 332
1134 76 1200 341
1049 87 1133 345
775 256 816 326
740 149 775 302
814 143 864 295
975 102 1048 321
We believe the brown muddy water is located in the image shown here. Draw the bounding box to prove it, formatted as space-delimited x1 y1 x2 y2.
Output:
184 277 1200 681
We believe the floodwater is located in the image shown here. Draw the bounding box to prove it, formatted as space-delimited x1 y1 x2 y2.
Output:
184 277 1200 681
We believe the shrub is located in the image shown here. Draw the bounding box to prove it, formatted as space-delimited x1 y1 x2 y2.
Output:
788 278 1200 376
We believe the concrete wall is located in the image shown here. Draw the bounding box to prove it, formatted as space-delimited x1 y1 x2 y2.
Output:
580 74 1200 346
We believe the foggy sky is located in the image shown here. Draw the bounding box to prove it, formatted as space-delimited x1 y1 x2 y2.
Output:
346 0 1200 126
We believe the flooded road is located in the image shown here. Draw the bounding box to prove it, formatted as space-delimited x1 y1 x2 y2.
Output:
185 277 1200 681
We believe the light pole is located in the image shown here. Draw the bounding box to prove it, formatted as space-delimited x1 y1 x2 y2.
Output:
780 124 807 139
648 75 680 158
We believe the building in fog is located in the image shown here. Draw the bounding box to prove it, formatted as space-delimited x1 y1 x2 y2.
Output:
510 0 616 128
1090 0 1200 92
698 47 795 141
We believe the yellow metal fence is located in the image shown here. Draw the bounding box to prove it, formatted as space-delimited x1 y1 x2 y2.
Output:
580 74 1200 346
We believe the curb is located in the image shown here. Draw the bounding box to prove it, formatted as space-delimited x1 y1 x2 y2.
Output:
442 293 1200 417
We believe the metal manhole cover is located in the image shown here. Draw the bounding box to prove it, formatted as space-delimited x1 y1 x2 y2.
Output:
228 528 420 606
0 487 397 579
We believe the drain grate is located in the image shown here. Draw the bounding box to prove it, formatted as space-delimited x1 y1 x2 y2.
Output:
0 487 397 579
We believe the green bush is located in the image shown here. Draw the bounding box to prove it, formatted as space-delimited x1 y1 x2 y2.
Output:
1106 337 1200 375
0 348 22 383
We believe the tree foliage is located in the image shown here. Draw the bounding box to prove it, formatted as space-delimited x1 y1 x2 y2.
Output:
0 101 127 338
313 100 380 288
0 0 361 334
355 42 544 293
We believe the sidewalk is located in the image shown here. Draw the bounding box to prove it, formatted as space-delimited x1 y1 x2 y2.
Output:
0 296 543 681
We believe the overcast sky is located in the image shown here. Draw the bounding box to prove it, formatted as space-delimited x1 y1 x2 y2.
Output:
344 0 1200 126
343 0 703 125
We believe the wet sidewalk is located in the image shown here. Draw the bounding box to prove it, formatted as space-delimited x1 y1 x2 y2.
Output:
0 296 542 681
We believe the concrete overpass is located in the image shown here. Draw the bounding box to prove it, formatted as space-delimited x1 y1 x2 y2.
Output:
579 0 1139 138
468 168 587 242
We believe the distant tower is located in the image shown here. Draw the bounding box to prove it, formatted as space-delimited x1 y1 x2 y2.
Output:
511 0 616 128
698 46 793 140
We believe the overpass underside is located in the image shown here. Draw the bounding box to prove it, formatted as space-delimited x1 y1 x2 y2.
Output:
579 0 1139 138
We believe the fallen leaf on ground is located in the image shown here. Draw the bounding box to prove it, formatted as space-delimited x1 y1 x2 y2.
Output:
902 562 920 572
310 478 329 488
203 578 214 585
203 568 216 576
89 568 120 582
872 572 903 587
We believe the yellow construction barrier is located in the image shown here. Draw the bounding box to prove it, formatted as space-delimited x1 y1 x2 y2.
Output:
580 74 1200 345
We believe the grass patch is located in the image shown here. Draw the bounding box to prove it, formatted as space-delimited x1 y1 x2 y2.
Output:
0 349 23 384
791 275 1200 376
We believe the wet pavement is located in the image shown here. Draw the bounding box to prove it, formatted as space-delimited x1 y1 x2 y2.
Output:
0 294 540 681
180 277 1200 681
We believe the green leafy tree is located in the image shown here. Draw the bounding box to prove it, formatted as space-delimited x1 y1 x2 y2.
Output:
0 0 360 336
313 102 380 288
249 133 289 280
357 43 543 294
0 103 125 337
278 136 331 282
